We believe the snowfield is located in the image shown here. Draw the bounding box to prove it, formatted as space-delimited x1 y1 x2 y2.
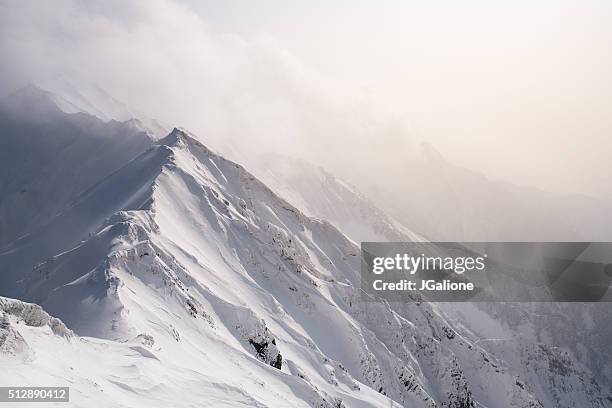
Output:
0 86 610 407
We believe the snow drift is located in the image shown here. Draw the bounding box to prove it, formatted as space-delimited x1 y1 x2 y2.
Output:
0 86 610 407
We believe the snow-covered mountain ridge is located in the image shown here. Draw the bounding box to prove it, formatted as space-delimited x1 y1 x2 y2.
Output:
0 86 610 407
246 153 423 244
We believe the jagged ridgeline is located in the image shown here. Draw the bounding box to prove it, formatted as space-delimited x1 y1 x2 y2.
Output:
0 86 610 408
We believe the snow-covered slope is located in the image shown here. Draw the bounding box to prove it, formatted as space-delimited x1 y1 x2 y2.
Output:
248 154 422 244
232 149 612 405
226 149 612 406
2 296 370 408
1 89 610 407
0 85 155 247
441 301 612 404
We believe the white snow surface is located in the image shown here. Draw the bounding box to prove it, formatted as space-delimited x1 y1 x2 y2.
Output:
0 87 610 408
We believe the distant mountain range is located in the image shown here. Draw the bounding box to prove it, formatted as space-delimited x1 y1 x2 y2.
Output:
1 85 610 407
349 140 612 242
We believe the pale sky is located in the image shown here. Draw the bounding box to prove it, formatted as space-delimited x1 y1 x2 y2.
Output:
184 0 612 198
1 0 611 198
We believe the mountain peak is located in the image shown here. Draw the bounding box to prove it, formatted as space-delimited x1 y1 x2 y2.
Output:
2 84 610 408
163 127 192 144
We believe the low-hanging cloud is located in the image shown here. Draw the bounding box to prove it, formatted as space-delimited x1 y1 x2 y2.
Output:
0 0 415 183
1 0 611 203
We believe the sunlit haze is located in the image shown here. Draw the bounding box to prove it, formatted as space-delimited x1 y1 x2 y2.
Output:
1 0 611 198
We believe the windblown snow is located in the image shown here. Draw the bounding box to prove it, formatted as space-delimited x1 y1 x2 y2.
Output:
0 86 610 408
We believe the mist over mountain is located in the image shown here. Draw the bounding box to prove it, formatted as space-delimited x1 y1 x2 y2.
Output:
347 142 612 242
0 85 610 408
1 1 611 406
0 85 155 247
3 0 612 200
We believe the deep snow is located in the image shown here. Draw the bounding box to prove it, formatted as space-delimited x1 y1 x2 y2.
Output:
0 86 610 408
